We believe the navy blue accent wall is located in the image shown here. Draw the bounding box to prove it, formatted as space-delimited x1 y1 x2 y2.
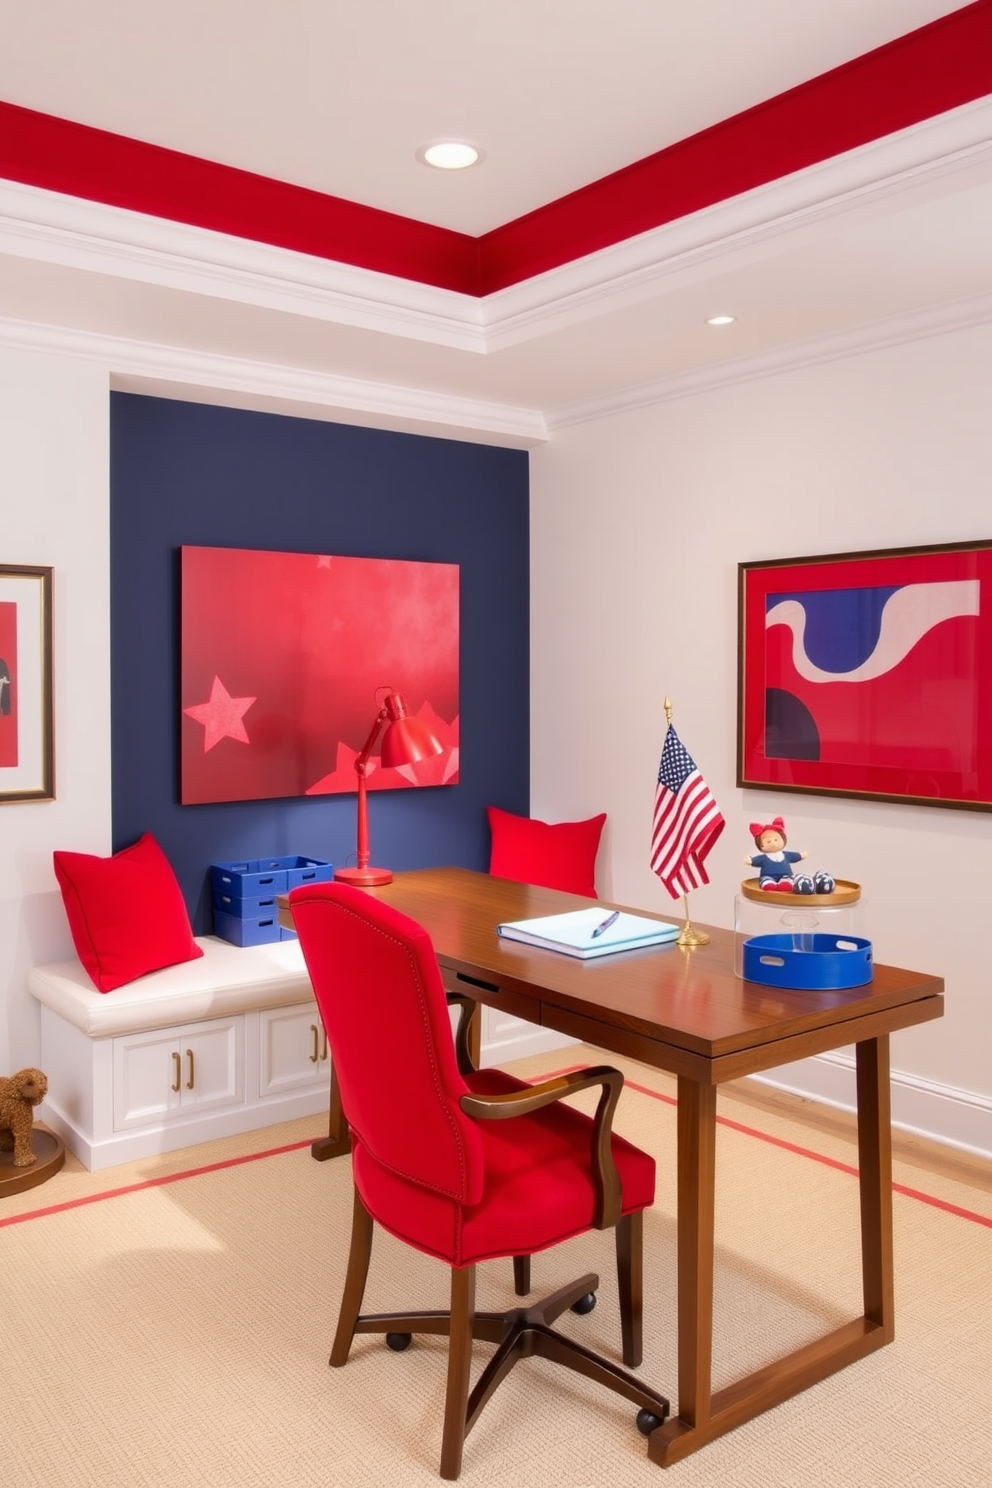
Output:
110 394 530 932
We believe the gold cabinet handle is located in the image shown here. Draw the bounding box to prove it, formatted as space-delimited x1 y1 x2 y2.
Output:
310 1024 320 1064
320 1029 328 1062
186 1049 195 1090
171 1051 181 1093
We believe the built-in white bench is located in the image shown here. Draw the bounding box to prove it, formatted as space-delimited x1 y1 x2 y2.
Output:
29 930 576 1172
29 936 330 1171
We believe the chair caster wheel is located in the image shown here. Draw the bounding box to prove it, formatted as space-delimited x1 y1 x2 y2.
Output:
386 1332 412 1351
636 1408 665 1437
570 1291 597 1315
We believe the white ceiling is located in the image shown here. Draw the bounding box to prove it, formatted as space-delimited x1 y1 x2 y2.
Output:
0 0 970 234
0 0 990 443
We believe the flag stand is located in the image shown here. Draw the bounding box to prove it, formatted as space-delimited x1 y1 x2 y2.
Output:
660 696 712 949
677 894 709 949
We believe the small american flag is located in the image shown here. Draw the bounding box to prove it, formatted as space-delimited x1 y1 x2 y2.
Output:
650 725 725 899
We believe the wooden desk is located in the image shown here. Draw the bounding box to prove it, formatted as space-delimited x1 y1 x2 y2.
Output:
279 867 943 1466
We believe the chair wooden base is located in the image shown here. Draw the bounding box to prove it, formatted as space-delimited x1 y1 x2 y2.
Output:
332 1191 670 1479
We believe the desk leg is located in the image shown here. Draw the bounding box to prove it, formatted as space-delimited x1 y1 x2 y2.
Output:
648 1076 716 1463
649 1051 894 1467
311 1061 352 1162
856 1035 895 1338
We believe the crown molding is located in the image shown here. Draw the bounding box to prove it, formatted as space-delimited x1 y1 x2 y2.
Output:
2 98 990 361
2 278 989 454
547 289 992 432
484 97 992 349
1 98 989 443
0 179 487 352
0 314 546 448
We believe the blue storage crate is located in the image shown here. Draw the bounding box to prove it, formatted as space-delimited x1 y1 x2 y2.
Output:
211 856 332 903
742 933 873 991
211 859 290 900
213 889 279 918
214 908 297 947
285 857 333 890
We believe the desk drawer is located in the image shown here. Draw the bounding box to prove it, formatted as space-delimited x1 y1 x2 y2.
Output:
445 971 536 1024
545 1004 709 1081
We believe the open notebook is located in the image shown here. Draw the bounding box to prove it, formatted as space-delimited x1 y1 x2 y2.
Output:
496 907 680 959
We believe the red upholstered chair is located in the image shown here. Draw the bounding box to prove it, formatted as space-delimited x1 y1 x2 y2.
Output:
289 881 668 1480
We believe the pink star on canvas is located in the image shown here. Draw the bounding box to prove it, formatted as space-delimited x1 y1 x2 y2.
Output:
184 676 257 752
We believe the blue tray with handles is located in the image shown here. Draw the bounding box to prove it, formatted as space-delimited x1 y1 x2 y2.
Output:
741 933 873 991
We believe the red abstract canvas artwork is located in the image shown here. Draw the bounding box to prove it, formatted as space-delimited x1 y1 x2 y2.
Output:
180 546 459 805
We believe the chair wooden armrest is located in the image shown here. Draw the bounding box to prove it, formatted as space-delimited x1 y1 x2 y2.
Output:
445 992 480 1075
460 1067 624 1229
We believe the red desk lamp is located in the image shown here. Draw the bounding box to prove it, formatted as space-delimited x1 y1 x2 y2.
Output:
334 689 443 887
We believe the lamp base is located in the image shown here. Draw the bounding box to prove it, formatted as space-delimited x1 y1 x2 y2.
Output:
334 865 394 887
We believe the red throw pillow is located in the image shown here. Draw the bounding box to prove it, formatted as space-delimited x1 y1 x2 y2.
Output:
487 806 606 898
53 833 204 992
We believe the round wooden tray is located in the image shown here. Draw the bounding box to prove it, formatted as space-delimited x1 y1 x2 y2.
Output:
0 1125 66 1199
739 876 861 907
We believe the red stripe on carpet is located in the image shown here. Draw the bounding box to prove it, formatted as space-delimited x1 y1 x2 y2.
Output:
4 1066 989 1232
545 1064 992 1231
0 1136 316 1229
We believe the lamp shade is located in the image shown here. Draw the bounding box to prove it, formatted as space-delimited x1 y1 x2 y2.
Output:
379 692 443 768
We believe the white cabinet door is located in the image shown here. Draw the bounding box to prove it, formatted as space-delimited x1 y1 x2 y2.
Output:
258 1004 330 1100
113 1017 244 1131
113 1027 181 1129
180 1020 244 1113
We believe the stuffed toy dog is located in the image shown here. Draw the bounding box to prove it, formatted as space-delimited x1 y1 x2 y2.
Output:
0 1067 49 1166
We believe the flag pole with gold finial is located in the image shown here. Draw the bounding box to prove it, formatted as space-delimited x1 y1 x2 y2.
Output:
663 696 711 949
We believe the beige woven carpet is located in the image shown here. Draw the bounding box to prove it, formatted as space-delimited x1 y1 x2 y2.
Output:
2 1048 990 1488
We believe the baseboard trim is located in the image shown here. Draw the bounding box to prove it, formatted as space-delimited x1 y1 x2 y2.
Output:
40 1087 330 1172
749 1052 992 1163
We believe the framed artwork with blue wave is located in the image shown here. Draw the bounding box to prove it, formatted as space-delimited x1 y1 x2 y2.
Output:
738 541 992 811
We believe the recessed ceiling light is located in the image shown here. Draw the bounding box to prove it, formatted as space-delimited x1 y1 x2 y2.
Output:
417 141 481 170
706 314 736 326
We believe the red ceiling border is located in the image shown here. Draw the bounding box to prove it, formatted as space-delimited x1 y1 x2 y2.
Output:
479 1 992 292
0 3 989 296
0 99 479 293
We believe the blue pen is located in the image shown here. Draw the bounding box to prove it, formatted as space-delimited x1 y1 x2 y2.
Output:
590 910 620 939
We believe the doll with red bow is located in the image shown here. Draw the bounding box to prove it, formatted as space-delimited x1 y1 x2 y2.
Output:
744 817 834 895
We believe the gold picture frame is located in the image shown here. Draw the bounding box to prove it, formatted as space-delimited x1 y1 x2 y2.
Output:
0 564 54 803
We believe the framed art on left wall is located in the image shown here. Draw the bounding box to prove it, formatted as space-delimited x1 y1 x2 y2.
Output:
0 564 54 803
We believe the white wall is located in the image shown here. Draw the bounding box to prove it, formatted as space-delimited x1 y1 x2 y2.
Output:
0 346 111 1074
3 322 989 1156
530 321 992 1156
